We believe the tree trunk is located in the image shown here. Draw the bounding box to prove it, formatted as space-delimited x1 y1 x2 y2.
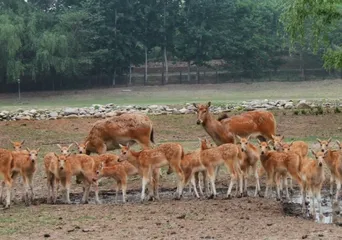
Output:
187 60 191 82
129 62 132 85
112 69 116 86
162 59 165 85
300 50 305 81
144 46 148 85
164 46 168 84
163 0 168 84
196 65 200 84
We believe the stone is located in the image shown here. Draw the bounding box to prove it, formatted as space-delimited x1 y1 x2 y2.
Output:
296 102 311 109
63 107 79 116
49 112 58 118
284 102 294 109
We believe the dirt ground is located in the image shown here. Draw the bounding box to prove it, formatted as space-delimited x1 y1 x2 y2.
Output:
1 112 342 239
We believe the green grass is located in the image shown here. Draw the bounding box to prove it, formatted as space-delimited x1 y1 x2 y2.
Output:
1 80 342 110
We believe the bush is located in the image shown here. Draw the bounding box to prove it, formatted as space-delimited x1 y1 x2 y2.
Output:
335 107 341 113
293 110 299 115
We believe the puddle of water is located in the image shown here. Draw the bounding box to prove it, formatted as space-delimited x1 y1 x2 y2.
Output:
282 189 342 226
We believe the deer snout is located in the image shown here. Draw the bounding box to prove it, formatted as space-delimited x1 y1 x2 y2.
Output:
319 162 323 167
196 120 201 125
60 166 64 170
261 151 265 155
321 149 325 152
31 159 35 163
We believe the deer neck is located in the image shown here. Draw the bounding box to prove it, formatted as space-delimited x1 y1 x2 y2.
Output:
202 113 233 145
127 150 141 168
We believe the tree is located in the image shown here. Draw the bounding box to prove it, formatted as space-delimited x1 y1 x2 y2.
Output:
282 0 342 70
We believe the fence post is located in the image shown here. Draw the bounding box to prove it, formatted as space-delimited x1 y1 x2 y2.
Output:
179 71 182 84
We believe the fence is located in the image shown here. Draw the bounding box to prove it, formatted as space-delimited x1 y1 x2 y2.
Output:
0 68 341 93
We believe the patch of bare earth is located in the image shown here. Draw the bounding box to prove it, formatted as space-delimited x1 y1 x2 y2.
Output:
1 112 342 239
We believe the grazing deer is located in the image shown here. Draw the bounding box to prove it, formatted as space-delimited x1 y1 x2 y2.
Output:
199 138 242 199
317 138 342 199
301 150 325 219
0 149 13 208
84 113 154 155
237 136 261 197
118 143 185 202
258 141 302 200
95 160 139 203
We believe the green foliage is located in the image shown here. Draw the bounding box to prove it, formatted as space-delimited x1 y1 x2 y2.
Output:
282 0 342 70
334 107 341 113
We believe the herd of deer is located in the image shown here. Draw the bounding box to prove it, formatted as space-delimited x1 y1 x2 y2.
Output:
0 102 341 220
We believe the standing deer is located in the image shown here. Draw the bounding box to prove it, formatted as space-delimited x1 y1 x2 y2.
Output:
193 102 276 177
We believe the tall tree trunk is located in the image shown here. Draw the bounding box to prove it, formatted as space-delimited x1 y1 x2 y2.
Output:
129 62 132 85
162 59 165 85
112 69 116 86
163 0 168 84
144 46 148 85
164 46 168 84
187 60 191 82
299 48 305 80
196 65 200 84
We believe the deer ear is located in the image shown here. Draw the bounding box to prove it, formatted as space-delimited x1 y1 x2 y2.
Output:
311 149 316 157
119 144 124 148
68 143 74 150
10 139 14 144
328 137 332 143
84 141 89 147
316 138 322 144
280 136 284 141
193 103 198 108
36 147 41 152
57 144 62 149
207 101 211 107
247 135 251 141
26 147 31 152
257 139 261 144
336 140 341 147
271 135 276 140
21 140 25 145
267 140 273 146
74 141 79 147
53 153 58 158
289 141 294 147
236 135 241 141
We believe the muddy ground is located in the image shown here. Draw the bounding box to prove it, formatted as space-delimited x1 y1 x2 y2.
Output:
1 112 342 239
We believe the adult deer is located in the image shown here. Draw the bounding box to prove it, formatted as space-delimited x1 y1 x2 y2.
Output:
193 102 276 177
84 113 154 155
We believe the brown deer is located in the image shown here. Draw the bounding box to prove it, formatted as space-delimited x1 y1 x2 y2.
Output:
258 141 302 200
199 138 242 199
10 140 26 152
317 138 342 199
0 149 13 208
272 136 309 192
236 136 261 197
193 102 276 145
301 150 325 219
95 160 138 203
84 113 154 155
118 143 185 202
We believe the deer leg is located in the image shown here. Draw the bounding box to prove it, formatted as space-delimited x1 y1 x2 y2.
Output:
94 180 101 204
207 167 217 199
122 177 127 203
335 179 341 201
3 175 12 209
190 176 200 199
330 174 335 196
141 168 150 202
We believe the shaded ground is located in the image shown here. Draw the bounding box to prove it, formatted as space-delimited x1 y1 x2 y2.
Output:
1 112 342 239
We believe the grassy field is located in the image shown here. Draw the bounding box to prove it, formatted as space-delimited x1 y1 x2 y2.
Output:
1 79 342 110
1 82 342 239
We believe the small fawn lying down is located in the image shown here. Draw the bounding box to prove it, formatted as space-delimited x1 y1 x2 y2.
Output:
95 159 138 203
